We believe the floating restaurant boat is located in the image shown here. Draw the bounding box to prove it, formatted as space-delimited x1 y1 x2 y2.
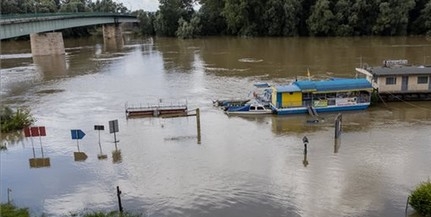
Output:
270 78 373 115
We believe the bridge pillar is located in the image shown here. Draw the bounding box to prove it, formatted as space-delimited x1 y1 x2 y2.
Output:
30 32 65 56
103 24 124 50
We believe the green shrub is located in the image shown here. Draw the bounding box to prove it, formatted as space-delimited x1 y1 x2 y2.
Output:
410 180 431 216
0 106 35 133
0 203 30 217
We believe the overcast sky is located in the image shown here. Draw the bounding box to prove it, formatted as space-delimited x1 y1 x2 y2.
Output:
114 0 159 12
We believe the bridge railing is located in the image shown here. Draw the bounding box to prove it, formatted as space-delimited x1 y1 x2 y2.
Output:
0 12 136 20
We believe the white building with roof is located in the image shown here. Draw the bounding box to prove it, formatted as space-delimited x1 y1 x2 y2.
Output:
356 60 431 100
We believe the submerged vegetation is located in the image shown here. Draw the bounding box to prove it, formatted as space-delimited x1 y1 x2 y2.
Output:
0 203 30 217
0 106 35 133
0 203 142 217
409 180 431 216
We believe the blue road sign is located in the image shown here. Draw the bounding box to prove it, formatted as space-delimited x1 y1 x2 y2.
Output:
71 129 86 140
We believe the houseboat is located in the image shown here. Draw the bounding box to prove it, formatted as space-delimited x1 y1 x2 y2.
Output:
356 60 431 101
270 78 373 115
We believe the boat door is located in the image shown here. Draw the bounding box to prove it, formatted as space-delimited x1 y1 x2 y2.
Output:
401 76 408 91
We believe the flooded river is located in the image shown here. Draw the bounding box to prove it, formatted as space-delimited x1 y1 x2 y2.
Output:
1 36 431 217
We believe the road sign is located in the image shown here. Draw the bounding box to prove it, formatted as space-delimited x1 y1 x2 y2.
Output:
94 125 105 131
24 126 46 137
24 127 31 137
39 127 46 136
109 120 119 133
71 129 86 140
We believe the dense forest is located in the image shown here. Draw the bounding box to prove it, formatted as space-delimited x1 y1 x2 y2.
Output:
1 0 431 38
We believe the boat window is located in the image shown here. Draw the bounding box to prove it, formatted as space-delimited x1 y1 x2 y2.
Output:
386 77 397 85
313 93 326 100
326 93 336 98
417 76 429 84
250 106 256 110
257 106 264 110
302 93 312 99
336 92 348 98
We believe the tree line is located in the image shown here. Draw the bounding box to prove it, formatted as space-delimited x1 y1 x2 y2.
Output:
137 0 431 38
1 0 431 38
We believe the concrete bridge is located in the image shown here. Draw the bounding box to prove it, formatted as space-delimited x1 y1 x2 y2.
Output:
0 13 138 55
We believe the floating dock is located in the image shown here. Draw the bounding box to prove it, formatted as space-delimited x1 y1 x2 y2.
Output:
125 103 188 118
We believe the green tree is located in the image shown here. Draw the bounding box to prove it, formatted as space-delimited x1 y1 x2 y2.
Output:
413 0 431 36
136 10 156 35
423 1 431 36
222 0 265 36
348 0 376 36
176 13 201 38
154 0 182 36
373 0 415 36
307 0 335 36
88 0 128 13
222 0 245 35
34 0 57 13
407 0 428 34
333 0 353 36
59 0 91 12
298 0 317 36
154 0 195 37
409 180 431 216
263 0 285 36
198 0 226 35
282 0 302 36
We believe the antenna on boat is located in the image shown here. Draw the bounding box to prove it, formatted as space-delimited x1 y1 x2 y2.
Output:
307 68 311 80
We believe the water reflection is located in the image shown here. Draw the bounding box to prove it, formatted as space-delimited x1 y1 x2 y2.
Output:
29 158 51 168
271 114 327 135
155 38 198 72
104 37 124 52
334 138 341 153
28 137 50 168
112 149 122 163
32 55 68 80
73 152 88 161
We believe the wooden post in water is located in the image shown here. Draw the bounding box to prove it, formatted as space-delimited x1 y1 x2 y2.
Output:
302 136 309 167
405 196 410 217
116 186 123 213
7 188 12 204
334 113 342 139
196 108 201 144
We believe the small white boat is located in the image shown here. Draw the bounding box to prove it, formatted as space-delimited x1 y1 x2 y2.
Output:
225 102 273 115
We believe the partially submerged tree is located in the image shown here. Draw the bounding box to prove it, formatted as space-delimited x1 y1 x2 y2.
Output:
0 106 35 133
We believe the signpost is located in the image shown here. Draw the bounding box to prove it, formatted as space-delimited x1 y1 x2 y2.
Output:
109 120 119 148
71 129 87 161
94 125 107 159
24 126 50 168
109 120 121 163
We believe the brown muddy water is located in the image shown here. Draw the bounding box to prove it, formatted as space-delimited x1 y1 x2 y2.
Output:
1 36 431 217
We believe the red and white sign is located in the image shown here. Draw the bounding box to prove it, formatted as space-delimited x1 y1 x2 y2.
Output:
24 126 46 137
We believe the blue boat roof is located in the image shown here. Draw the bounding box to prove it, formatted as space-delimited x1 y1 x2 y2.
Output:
275 78 372 93
274 84 301 92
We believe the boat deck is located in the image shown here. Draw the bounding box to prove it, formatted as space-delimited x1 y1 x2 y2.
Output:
126 104 188 118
